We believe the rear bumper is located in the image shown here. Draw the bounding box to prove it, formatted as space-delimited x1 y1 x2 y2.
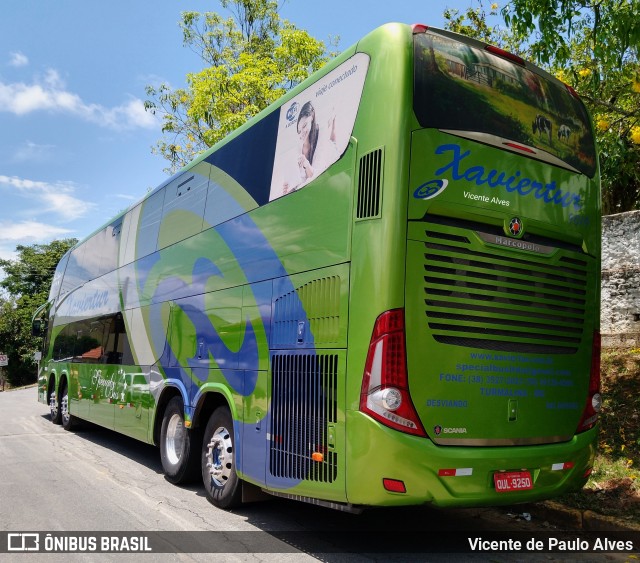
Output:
345 410 596 507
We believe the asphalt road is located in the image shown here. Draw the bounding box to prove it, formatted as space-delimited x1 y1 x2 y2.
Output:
0 387 632 562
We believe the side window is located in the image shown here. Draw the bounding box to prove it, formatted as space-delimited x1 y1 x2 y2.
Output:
52 314 134 365
103 313 133 365
52 325 76 361
136 187 166 258
61 244 88 294
158 168 208 249
73 318 109 363
100 217 122 275
50 253 70 301
80 234 106 282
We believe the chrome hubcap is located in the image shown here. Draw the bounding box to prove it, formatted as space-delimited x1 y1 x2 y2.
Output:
206 426 233 487
49 391 57 417
165 413 185 466
61 392 69 424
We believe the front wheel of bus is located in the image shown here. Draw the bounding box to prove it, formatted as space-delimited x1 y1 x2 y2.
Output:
160 396 200 484
202 407 241 509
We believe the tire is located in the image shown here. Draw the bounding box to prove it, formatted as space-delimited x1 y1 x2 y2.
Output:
60 381 79 431
49 381 61 425
160 396 200 484
201 406 242 509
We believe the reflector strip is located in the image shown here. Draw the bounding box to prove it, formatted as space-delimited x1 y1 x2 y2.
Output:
503 142 536 154
552 462 575 471
438 468 473 477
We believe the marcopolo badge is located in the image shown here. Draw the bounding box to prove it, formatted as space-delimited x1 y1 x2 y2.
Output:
506 216 524 238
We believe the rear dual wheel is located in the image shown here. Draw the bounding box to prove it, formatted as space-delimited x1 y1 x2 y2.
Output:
159 398 242 508
60 381 79 431
201 407 241 509
49 383 61 425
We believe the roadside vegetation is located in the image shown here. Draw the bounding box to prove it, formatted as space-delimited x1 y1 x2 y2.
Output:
558 347 640 522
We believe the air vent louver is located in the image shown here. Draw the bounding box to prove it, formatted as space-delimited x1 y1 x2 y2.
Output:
422 221 590 354
270 353 338 483
357 148 383 219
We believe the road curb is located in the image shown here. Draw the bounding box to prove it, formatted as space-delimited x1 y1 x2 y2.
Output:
526 501 640 532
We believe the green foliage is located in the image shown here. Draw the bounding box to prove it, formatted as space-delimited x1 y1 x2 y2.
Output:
445 1 640 214
502 0 640 214
0 239 76 386
559 348 640 521
145 0 331 173
444 1 528 57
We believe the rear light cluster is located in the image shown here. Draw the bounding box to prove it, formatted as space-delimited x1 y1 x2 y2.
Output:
576 331 602 433
360 309 426 437
485 45 526 67
411 23 429 34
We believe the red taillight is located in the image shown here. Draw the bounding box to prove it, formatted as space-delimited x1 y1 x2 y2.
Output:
576 331 602 433
360 309 426 437
412 23 429 34
485 45 526 66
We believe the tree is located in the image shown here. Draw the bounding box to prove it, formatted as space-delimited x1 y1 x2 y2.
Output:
145 0 332 173
0 239 76 387
444 1 528 56
502 0 640 214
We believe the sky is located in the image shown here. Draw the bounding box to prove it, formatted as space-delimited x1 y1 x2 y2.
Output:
0 0 486 261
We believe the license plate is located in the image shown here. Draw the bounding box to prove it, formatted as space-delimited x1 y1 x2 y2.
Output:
494 471 533 492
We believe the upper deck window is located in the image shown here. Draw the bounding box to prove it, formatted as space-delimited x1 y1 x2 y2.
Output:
414 31 596 177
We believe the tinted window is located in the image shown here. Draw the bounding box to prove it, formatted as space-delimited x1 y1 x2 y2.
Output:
136 188 166 258
51 313 133 365
414 31 596 177
50 252 70 301
158 171 208 249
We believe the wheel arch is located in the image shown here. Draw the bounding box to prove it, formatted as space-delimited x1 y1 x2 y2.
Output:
152 385 183 446
193 389 234 433
46 369 59 403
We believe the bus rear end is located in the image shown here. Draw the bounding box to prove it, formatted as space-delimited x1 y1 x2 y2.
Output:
353 27 600 507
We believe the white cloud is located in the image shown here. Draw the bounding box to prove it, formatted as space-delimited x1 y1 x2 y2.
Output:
0 220 73 263
0 69 159 130
12 140 56 163
0 174 96 221
0 220 71 243
101 97 158 130
8 51 28 67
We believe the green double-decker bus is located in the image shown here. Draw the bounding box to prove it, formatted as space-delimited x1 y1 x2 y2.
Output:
34 23 601 512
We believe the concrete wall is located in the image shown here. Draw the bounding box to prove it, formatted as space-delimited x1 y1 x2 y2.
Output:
601 210 640 346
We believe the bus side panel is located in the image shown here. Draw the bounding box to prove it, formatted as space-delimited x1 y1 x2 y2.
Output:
262 265 349 501
71 362 91 420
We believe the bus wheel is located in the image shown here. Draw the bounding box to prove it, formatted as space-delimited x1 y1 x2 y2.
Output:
160 396 200 484
50 386 61 425
202 407 241 509
60 382 78 431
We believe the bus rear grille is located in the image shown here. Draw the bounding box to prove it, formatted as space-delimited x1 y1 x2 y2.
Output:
270 353 338 483
423 228 589 354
